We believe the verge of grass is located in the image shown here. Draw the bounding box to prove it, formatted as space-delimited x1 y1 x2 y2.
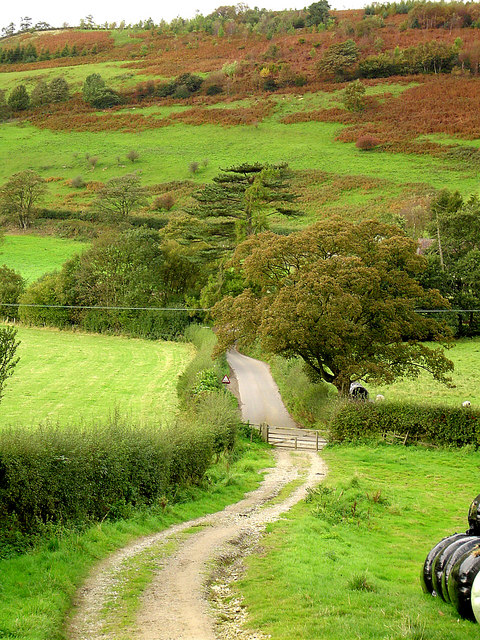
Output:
235 444 480 640
0 440 273 640
0 234 89 283
0 325 193 427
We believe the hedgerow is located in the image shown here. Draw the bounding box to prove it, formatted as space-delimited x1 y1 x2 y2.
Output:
0 326 239 550
329 401 480 447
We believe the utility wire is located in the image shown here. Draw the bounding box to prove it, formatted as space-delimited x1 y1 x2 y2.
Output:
415 309 480 313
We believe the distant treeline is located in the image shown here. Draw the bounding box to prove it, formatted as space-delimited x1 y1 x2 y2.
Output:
0 42 98 64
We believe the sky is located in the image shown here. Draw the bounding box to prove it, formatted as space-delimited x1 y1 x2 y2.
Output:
1 0 367 31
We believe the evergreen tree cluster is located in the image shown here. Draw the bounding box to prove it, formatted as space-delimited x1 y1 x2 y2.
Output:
0 42 97 65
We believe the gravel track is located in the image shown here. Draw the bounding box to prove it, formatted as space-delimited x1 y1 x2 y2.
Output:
67 450 327 640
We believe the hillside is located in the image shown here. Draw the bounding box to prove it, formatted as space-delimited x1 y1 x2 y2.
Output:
0 3 479 240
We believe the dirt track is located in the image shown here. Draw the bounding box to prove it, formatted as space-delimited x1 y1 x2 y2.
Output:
68 449 326 640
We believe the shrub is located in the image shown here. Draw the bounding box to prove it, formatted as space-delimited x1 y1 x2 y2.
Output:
70 175 85 188
55 219 98 239
206 84 223 96
343 80 366 112
152 193 175 211
356 135 380 150
0 265 25 320
329 401 480 447
126 149 139 163
8 85 30 111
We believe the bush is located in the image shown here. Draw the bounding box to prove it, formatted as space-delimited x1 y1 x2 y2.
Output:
70 175 85 188
206 84 223 96
55 219 98 240
0 265 24 320
329 401 480 447
0 409 238 538
152 193 175 211
356 135 380 150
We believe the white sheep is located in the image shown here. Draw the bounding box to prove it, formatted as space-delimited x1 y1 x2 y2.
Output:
462 400 471 408
376 394 385 402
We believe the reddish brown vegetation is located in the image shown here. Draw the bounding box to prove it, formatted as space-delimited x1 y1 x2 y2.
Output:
282 76 480 154
27 96 274 132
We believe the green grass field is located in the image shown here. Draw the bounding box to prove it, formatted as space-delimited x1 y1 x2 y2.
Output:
0 96 478 208
237 445 480 640
0 234 89 282
0 60 154 92
0 325 193 427
371 337 480 407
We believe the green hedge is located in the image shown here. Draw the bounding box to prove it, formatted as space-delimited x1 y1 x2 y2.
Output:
0 325 240 547
0 398 238 539
329 401 480 447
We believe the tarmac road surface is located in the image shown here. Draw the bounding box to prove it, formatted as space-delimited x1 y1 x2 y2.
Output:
226 348 297 428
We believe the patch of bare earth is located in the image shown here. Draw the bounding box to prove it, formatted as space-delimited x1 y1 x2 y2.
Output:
67 450 327 640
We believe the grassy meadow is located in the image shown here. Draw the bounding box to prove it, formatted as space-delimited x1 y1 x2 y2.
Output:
1 118 477 196
0 234 89 282
236 445 480 640
0 325 193 427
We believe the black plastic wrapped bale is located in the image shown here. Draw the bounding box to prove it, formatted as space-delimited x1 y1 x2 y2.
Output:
441 539 480 603
432 536 478 601
468 494 480 535
471 570 480 623
349 382 369 401
447 550 480 621
421 533 469 595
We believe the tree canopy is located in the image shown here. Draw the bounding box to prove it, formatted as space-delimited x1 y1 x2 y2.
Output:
94 174 147 217
0 170 47 229
184 162 300 255
422 190 480 335
213 218 453 395
0 326 20 403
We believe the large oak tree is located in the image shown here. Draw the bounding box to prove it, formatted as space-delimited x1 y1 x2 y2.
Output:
213 218 453 395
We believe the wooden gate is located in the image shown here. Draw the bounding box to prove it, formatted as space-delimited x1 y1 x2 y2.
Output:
247 422 327 451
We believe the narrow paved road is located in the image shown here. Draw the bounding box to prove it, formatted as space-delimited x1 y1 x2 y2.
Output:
226 349 297 428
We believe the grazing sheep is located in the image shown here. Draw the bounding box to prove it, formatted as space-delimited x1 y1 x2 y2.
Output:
463 400 472 408
376 394 385 402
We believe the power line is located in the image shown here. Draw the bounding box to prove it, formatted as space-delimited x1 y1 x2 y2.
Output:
415 309 480 313
0 303 210 311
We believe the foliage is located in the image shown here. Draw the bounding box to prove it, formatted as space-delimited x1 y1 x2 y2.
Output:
422 190 480 336
306 0 331 26
0 408 237 537
356 135 380 150
94 174 147 217
317 39 359 80
0 326 20 403
185 162 300 254
0 170 47 229
343 80 366 113
213 217 453 395
19 228 198 339
0 266 24 320
7 84 30 111
329 400 480 447
82 73 121 108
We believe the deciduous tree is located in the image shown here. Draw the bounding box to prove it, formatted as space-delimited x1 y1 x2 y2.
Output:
94 174 147 217
213 217 453 395
0 326 20 403
0 170 47 229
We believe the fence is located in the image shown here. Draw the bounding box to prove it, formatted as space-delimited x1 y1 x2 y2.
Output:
245 422 326 451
